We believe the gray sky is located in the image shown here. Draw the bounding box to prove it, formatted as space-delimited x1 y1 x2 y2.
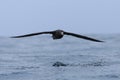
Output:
0 0 120 36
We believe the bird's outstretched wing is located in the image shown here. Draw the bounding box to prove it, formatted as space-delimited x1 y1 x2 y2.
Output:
64 31 104 42
11 31 53 38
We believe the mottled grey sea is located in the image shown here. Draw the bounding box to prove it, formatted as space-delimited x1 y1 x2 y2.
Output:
0 34 120 80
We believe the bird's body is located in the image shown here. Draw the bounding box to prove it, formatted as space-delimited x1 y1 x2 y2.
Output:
11 29 104 42
52 30 64 39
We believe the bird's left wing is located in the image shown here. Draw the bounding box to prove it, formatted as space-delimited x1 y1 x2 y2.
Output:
11 31 53 38
64 31 104 42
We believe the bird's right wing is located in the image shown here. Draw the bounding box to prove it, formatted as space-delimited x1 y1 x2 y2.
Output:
64 31 104 42
11 31 53 38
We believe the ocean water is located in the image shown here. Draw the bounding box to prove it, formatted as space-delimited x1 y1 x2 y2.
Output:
0 34 120 80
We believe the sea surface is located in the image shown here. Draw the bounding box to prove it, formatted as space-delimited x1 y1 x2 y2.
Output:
0 34 120 80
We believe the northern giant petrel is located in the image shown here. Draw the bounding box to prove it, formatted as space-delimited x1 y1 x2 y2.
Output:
11 29 103 42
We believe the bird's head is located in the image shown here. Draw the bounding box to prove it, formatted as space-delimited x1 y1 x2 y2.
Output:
52 29 64 39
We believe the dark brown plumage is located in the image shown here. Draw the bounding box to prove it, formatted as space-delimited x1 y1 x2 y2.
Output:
11 29 104 42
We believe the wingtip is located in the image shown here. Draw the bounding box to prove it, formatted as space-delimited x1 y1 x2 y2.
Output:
10 36 21 38
10 36 15 38
96 40 105 43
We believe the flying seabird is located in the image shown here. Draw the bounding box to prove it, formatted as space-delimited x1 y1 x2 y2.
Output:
11 29 103 42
